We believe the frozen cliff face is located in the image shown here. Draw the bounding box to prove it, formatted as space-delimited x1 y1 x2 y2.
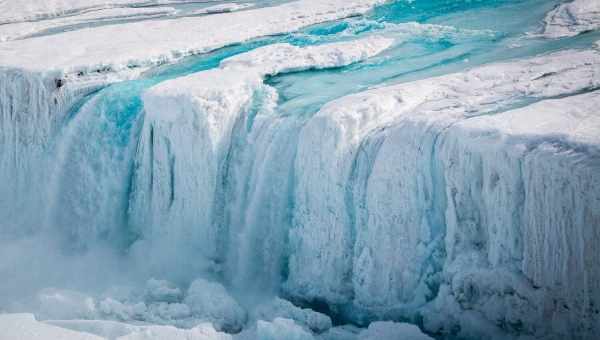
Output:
287 48 600 317
0 0 386 244
422 91 600 339
135 40 600 338
0 67 110 237
1 0 600 339
131 36 392 285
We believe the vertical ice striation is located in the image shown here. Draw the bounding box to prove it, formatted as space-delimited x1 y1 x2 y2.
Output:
130 37 393 285
130 68 272 278
132 37 600 337
0 68 57 236
0 67 106 238
2 0 600 338
286 48 600 336
429 91 600 338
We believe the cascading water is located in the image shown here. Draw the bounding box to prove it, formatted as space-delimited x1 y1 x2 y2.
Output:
2 0 600 339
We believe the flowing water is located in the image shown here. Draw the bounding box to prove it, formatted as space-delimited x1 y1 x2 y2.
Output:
2 0 599 335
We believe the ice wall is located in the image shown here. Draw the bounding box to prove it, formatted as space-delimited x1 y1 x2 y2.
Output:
426 91 600 339
131 36 393 286
286 49 600 337
0 68 101 236
2 1 600 338
0 0 388 248
137 45 600 338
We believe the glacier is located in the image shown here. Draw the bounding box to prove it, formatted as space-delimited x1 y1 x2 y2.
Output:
1 0 600 339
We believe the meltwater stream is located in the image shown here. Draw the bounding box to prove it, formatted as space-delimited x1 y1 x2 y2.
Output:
2 0 600 338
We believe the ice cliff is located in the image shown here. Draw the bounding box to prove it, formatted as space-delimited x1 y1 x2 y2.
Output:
130 36 393 287
135 43 600 339
1 0 600 339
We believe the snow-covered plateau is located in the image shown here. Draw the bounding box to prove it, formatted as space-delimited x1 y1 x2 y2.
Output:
1 0 599 339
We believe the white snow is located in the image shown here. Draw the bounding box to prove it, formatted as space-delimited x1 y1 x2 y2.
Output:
0 7 177 42
0 0 385 76
0 313 234 340
45 319 143 339
115 323 231 340
188 3 254 15
221 37 394 76
0 0 217 24
0 314 104 340
543 0 600 38
358 321 434 340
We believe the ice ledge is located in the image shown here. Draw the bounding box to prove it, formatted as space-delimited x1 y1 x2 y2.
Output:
543 0 600 38
0 0 386 77
144 35 394 122
0 0 228 24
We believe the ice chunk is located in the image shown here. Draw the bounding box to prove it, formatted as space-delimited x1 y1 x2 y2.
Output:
183 279 246 333
37 288 97 320
256 318 315 340
543 0 600 38
98 298 147 322
253 298 332 333
359 321 433 340
144 279 182 304
97 295 200 328
220 36 394 76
